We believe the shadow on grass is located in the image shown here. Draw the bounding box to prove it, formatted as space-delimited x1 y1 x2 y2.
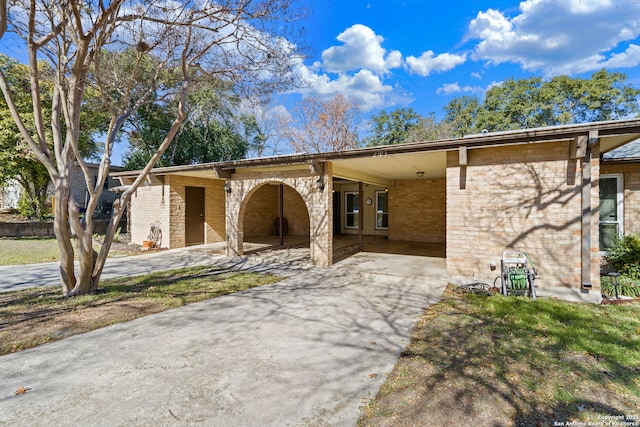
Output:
0 265 281 351
362 290 640 425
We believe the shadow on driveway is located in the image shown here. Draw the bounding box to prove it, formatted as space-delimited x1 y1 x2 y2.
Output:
0 251 446 426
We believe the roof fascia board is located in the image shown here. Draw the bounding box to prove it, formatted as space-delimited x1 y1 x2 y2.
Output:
110 118 640 178
332 164 394 187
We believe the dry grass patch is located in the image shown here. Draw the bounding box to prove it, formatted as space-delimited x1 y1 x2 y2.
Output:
0 266 281 355
359 285 640 427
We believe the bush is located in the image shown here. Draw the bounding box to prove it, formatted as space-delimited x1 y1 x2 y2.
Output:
605 234 640 279
17 194 38 220
601 275 640 298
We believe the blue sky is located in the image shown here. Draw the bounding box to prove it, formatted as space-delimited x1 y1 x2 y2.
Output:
2 0 640 164
284 0 640 120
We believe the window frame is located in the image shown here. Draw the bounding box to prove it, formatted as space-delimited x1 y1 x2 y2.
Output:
375 190 388 230
599 173 624 252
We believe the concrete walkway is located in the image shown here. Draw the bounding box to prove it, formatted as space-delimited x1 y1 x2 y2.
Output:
0 250 447 426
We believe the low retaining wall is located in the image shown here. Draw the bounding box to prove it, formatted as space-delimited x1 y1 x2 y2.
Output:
0 220 127 238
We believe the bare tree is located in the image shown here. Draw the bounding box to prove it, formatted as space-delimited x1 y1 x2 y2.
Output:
0 0 302 296
279 94 361 153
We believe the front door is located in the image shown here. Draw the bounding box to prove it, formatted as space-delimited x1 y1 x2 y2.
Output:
599 174 623 251
185 186 205 246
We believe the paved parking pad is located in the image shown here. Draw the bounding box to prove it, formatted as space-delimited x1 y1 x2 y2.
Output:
0 252 446 426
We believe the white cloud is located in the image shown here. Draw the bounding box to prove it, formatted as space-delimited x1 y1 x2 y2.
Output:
293 62 394 111
406 50 467 76
436 82 482 95
321 24 403 74
467 0 640 75
471 72 482 79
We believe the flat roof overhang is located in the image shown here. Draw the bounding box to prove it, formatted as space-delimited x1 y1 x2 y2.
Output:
111 118 640 185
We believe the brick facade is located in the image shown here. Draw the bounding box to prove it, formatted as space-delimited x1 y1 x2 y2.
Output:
243 184 310 237
226 164 333 266
446 141 601 301
129 175 225 248
388 178 446 243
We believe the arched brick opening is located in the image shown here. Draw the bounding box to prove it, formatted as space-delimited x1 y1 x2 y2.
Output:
226 172 333 266
240 182 310 247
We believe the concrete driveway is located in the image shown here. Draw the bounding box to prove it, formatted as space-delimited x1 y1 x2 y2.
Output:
0 242 313 292
0 251 446 426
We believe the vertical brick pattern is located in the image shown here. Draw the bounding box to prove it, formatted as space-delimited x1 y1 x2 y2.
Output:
388 178 446 242
446 141 584 291
227 164 332 266
601 162 640 235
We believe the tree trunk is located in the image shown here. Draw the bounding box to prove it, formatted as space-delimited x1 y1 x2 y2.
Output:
53 176 76 295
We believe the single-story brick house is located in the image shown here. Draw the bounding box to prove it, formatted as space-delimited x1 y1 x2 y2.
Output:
112 118 640 303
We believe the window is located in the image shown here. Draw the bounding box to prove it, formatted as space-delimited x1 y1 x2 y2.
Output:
599 174 624 251
375 190 388 229
345 192 359 228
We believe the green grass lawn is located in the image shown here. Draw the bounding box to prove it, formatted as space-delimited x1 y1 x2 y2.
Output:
359 286 640 426
0 236 140 265
0 237 60 264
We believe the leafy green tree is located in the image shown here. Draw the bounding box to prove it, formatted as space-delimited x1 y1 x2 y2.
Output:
122 85 252 169
404 113 456 142
0 0 302 297
443 96 481 137
0 55 51 218
444 70 640 135
0 55 106 218
365 107 421 146
124 118 249 169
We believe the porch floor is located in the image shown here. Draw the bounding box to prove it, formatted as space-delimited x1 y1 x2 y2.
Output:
243 235 446 259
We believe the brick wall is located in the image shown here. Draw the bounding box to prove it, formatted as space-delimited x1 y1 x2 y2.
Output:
244 184 278 237
446 141 599 297
389 178 446 243
601 162 640 236
227 164 332 266
284 185 311 236
129 175 225 248
243 184 310 237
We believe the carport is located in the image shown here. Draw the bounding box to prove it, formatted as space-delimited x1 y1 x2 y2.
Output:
113 118 640 302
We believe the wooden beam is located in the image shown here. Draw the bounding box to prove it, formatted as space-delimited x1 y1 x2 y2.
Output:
213 166 233 180
571 135 588 159
458 146 468 166
309 160 324 175
581 130 599 289
332 164 394 187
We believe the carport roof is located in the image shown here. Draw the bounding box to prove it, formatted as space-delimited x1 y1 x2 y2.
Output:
111 118 640 183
